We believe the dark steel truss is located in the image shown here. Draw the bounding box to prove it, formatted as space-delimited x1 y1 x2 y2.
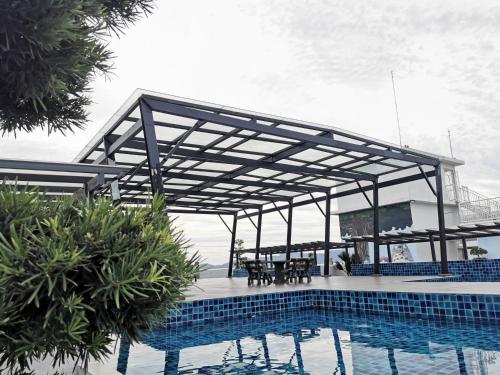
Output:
0 158 128 196
239 222 500 260
349 222 500 244
2 90 455 276
74 92 439 210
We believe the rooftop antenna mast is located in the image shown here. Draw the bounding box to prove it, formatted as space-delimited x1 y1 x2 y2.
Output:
391 71 403 148
447 129 454 158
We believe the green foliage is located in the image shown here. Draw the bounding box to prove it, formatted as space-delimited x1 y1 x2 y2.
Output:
0 0 154 134
470 246 488 259
335 250 361 276
0 184 199 373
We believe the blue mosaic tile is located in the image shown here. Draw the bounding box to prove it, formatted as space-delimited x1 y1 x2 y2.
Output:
351 258 500 281
117 308 500 374
163 288 500 327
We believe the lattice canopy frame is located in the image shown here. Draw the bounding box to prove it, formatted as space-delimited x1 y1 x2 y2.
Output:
1 90 452 275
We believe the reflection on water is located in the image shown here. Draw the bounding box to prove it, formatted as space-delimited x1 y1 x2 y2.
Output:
112 309 500 374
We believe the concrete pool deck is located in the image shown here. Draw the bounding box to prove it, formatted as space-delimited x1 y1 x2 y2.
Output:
186 276 500 301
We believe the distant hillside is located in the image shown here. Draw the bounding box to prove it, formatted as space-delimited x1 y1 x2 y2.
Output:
202 262 228 270
202 249 347 269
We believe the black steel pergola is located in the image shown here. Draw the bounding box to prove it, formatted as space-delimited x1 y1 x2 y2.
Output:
1 90 451 275
239 222 500 265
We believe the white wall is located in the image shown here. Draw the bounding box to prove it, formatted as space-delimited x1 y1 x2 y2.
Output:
333 156 464 263
410 201 460 261
335 159 463 214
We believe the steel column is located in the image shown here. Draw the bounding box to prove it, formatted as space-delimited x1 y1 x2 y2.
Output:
255 208 263 260
104 136 121 201
386 243 392 263
435 165 449 274
103 136 116 165
461 237 468 260
139 99 164 195
227 214 238 277
373 179 380 274
285 201 293 261
324 192 331 276
429 235 437 262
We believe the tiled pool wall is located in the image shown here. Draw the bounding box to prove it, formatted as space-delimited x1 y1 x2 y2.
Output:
164 288 500 327
165 290 316 325
351 259 500 281
233 265 321 278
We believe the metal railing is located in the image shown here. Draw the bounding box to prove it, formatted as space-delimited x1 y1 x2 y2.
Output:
458 186 500 223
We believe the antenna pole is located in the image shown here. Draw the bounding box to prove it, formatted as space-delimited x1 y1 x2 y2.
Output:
391 71 403 148
448 129 454 158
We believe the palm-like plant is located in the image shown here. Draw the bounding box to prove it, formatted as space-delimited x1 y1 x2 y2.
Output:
0 184 199 373
335 250 361 276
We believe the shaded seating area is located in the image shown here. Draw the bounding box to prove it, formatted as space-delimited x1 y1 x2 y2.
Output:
242 258 314 286
238 222 500 279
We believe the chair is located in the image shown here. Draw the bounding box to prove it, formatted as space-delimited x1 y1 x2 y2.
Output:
285 260 297 283
244 260 272 286
296 258 312 283
289 258 312 283
260 261 273 285
244 260 259 286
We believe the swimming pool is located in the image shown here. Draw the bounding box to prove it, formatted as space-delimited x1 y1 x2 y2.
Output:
114 308 500 374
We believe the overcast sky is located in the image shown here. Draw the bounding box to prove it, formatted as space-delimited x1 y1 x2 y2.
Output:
2 0 499 263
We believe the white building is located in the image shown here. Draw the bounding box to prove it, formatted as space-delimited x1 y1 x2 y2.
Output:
335 153 465 262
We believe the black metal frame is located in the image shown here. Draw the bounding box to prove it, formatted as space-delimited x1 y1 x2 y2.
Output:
2 91 456 276
239 222 500 261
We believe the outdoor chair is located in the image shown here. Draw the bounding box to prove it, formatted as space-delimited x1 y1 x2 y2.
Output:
244 260 272 286
260 261 274 285
284 261 297 283
288 258 312 283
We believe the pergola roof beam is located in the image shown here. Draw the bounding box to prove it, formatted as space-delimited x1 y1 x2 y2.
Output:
238 169 437 219
165 200 261 210
0 172 92 184
0 158 127 175
160 146 372 181
125 116 300 146
162 171 325 193
93 120 143 165
145 98 439 167
168 209 234 215
342 223 500 245
119 185 290 202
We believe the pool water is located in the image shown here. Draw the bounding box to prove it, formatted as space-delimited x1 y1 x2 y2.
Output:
114 309 500 374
